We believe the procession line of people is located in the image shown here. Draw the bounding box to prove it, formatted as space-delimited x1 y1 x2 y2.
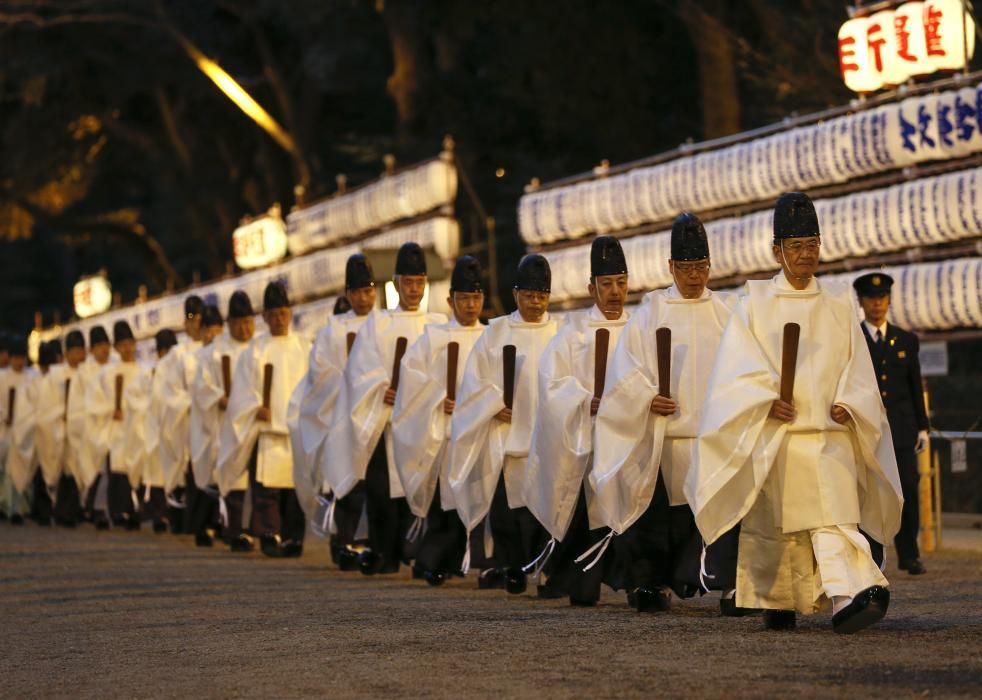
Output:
0 192 910 634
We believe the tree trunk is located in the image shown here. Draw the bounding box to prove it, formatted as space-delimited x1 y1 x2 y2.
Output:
379 0 434 142
678 2 741 139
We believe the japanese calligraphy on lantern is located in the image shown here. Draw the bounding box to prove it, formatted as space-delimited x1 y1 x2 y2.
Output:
839 1 975 94
233 212 289 269
73 274 113 318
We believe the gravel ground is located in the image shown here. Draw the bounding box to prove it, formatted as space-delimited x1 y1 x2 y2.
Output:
1 522 980 699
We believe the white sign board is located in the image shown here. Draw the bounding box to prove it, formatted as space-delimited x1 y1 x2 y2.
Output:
73 275 113 318
233 215 288 270
919 340 949 376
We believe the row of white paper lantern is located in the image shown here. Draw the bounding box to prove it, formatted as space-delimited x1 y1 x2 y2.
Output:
542 166 982 302
287 157 458 256
57 216 460 345
520 81 982 245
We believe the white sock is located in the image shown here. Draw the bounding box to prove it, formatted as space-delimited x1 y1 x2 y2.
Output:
832 595 853 615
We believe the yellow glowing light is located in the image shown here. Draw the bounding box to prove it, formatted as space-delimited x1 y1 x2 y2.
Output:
495 168 505 178
188 46 297 155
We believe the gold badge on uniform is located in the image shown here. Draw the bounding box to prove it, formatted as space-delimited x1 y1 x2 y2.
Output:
872 276 882 286
898 350 907 358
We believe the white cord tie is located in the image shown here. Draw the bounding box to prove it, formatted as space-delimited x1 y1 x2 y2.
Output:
575 529 614 572
522 538 557 580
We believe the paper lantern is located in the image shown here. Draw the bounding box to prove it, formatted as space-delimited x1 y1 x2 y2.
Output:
923 0 976 71
894 3 934 76
869 10 912 85
840 17 882 93
233 214 289 270
73 274 113 319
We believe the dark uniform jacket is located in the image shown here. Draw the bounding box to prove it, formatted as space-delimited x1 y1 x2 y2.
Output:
861 322 930 450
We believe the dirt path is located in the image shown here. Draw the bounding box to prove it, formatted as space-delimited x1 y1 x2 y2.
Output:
1 523 980 698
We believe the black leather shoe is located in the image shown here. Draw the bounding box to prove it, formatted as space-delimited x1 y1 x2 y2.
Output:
833 586 890 635
720 597 757 617
195 533 214 547
0 511 7 521
478 568 506 590
536 583 565 599
423 570 446 587
260 535 283 557
280 540 304 558
337 548 360 571
152 521 168 534
411 566 425 580
125 518 141 531
763 609 797 631
229 534 254 552
94 518 110 530
634 586 672 613
36 517 53 527
9 514 24 526
505 568 527 595
570 597 598 607
902 559 927 575
358 550 380 575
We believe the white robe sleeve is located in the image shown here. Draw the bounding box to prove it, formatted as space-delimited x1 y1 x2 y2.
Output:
215 343 262 495
392 330 448 518
35 369 68 489
447 329 507 532
524 325 594 541
7 374 39 494
590 306 668 534
191 348 225 487
121 368 151 488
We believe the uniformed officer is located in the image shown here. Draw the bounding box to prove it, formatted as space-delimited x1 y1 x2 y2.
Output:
854 272 929 576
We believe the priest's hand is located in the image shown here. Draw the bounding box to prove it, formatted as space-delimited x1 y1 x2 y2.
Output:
768 399 796 422
383 386 397 406
256 406 271 422
113 409 123 422
650 395 677 416
443 397 455 415
830 404 851 425
218 397 229 411
590 397 601 416
495 407 512 423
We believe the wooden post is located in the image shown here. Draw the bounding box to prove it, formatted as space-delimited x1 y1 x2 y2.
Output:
114 374 124 413
6 387 15 426
593 328 610 399
346 332 356 358
779 323 801 403
390 337 408 392
918 387 936 553
656 328 672 398
262 364 274 409
221 355 232 397
446 341 460 401
502 345 517 410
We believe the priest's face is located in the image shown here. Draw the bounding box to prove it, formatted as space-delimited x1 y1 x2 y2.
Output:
450 291 484 326
9 355 26 372
185 312 203 341
228 317 255 343
346 286 377 316
513 289 549 323
589 273 629 320
264 307 292 337
91 342 111 364
116 339 137 363
66 346 85 368
859 293 890 326
669 258 710 299
0 351 7 368
396 275 427 311
773 236 820 286
201 324 223 346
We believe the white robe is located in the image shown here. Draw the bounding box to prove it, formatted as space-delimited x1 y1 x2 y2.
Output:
156 340 201 493
448 311 559 533
392 318 484 519
525 306 629 542
143 365 168 489
3 367 40 494
323 307 447 501
688 274 903 611
287 311 369 516
119 364 154 488
88 362 144 486
216 332 309 494
35 364 73 489
191 333 249 488
590 286 736 534
70 357 115 490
